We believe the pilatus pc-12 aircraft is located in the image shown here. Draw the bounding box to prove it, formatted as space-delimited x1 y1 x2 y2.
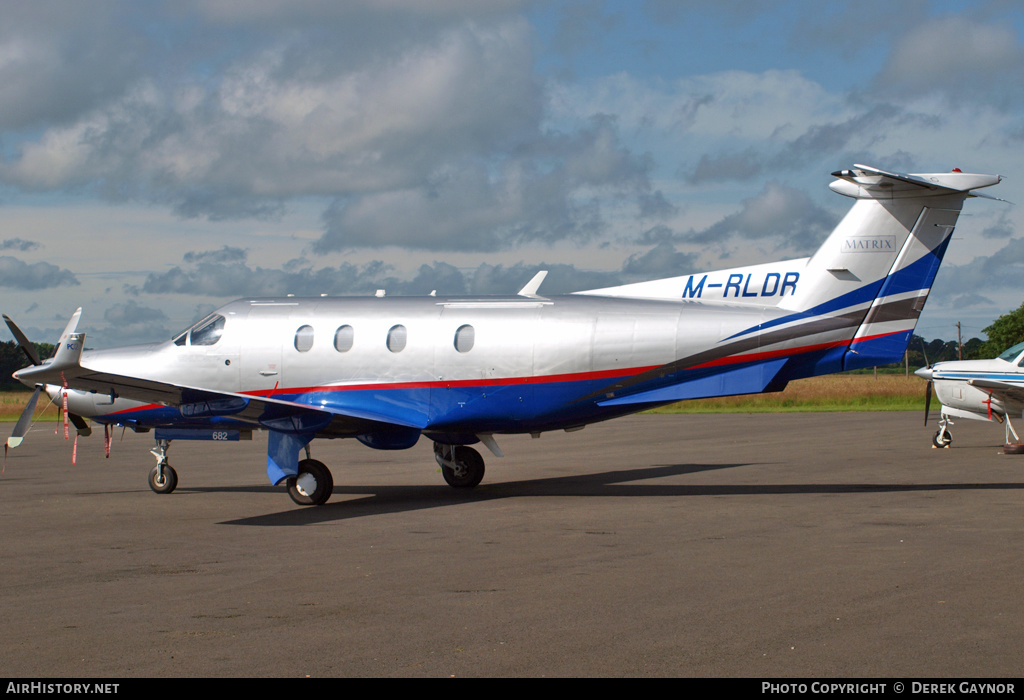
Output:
5 164 1003 506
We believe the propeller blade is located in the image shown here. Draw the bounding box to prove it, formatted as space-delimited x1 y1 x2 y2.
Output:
924 381 932 426
3 314 41 366
7 385 42 449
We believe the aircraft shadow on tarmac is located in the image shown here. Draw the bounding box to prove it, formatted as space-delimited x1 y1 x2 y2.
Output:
218 461 1024 527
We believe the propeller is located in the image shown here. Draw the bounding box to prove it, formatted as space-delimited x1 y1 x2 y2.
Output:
915 340 934 426
4 314 45 450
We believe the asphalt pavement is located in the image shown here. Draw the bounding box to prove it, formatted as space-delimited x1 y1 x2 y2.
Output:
2 412 1021 677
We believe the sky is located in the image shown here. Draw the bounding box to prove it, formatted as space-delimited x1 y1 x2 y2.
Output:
1 0 1023 348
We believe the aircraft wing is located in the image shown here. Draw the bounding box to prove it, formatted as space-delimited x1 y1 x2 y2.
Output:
967 378 1024 404
13 344 428 436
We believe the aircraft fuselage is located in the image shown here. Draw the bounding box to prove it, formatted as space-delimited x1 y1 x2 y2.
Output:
63 294 790 441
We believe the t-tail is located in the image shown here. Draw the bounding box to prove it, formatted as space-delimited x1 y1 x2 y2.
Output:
581 165 1002 380
776 165 1002 372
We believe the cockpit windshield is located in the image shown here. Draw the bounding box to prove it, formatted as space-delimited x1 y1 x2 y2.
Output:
172 314 226 347
997 341 1024 362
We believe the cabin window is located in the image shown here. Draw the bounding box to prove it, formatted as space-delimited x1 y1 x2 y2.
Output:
454 324 475 353
334 325 354 352
190 314 225 346
294 325 314 352
387 325 407 353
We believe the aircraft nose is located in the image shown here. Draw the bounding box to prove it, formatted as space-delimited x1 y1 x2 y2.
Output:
914 366 934 381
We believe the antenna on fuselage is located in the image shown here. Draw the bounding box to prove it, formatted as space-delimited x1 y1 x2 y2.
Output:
518 271 548 298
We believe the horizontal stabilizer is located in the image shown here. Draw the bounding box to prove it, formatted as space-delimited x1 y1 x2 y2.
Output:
830 165 1001 199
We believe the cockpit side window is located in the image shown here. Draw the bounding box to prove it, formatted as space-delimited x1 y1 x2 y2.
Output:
998 341 1024 362
189 314 226 346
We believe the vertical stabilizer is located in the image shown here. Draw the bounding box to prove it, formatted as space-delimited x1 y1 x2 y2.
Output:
778 165 1000 369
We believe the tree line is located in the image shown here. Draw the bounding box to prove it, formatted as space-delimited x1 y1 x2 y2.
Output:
0 340 54 390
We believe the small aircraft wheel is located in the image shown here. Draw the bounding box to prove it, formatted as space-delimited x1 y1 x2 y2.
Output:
932 430 952 449
1003 443 1024 455
439 446 485 488
148 464 178 494
286 459 333 506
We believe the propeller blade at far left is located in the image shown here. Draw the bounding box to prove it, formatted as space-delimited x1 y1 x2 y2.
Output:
7 385 43 449
3 314 41 366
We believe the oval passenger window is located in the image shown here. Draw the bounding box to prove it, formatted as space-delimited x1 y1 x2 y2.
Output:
334 325 354 352
454 324 475 353
387 325 407 353
294 325 314 352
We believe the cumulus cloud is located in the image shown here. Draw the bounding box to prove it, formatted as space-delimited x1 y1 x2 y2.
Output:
141 255 402 297
94 300 171 347
315 115 655 251
933 237 1024 306
135 249 630 298
687 149 763 184
0 238 40 252
621 241 698 277
183 246 248 264
687 182 837 252
2 13 544 226
0 1 144 130
873 17 1024 105
981 210 1015 239
0 6 665 255
0 256 78 289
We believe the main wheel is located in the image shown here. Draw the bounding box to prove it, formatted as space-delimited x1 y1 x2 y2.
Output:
932 430 952 448
438 445 485 488
286 459 333 506
148 464 178 494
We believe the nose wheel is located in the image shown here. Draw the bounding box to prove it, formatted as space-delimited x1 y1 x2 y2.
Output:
148 439 178 494
932 418 952 449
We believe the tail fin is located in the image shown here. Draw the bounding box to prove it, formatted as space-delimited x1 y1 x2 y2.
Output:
778 165 1000 370
587 165 1001 408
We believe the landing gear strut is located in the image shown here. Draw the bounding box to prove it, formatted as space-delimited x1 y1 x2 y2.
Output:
148 439 178 494
434 443 485 488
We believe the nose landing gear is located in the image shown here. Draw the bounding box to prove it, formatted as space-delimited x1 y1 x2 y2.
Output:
148 439 178 494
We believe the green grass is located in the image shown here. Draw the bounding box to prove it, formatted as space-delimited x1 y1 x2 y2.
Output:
645 373 928 413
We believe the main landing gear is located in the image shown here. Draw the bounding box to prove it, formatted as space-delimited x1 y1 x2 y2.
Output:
145 438 487 506
434 443 485 488
286 458 334 506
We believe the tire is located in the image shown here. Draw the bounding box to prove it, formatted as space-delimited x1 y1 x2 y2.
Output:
1003 443 1024 455
148 464 178 494
932 430 952 448
439 446 485 488
287 459 333 506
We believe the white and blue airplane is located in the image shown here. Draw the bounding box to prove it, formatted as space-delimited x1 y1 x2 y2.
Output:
916 341 1024 450
5 164 1003 506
